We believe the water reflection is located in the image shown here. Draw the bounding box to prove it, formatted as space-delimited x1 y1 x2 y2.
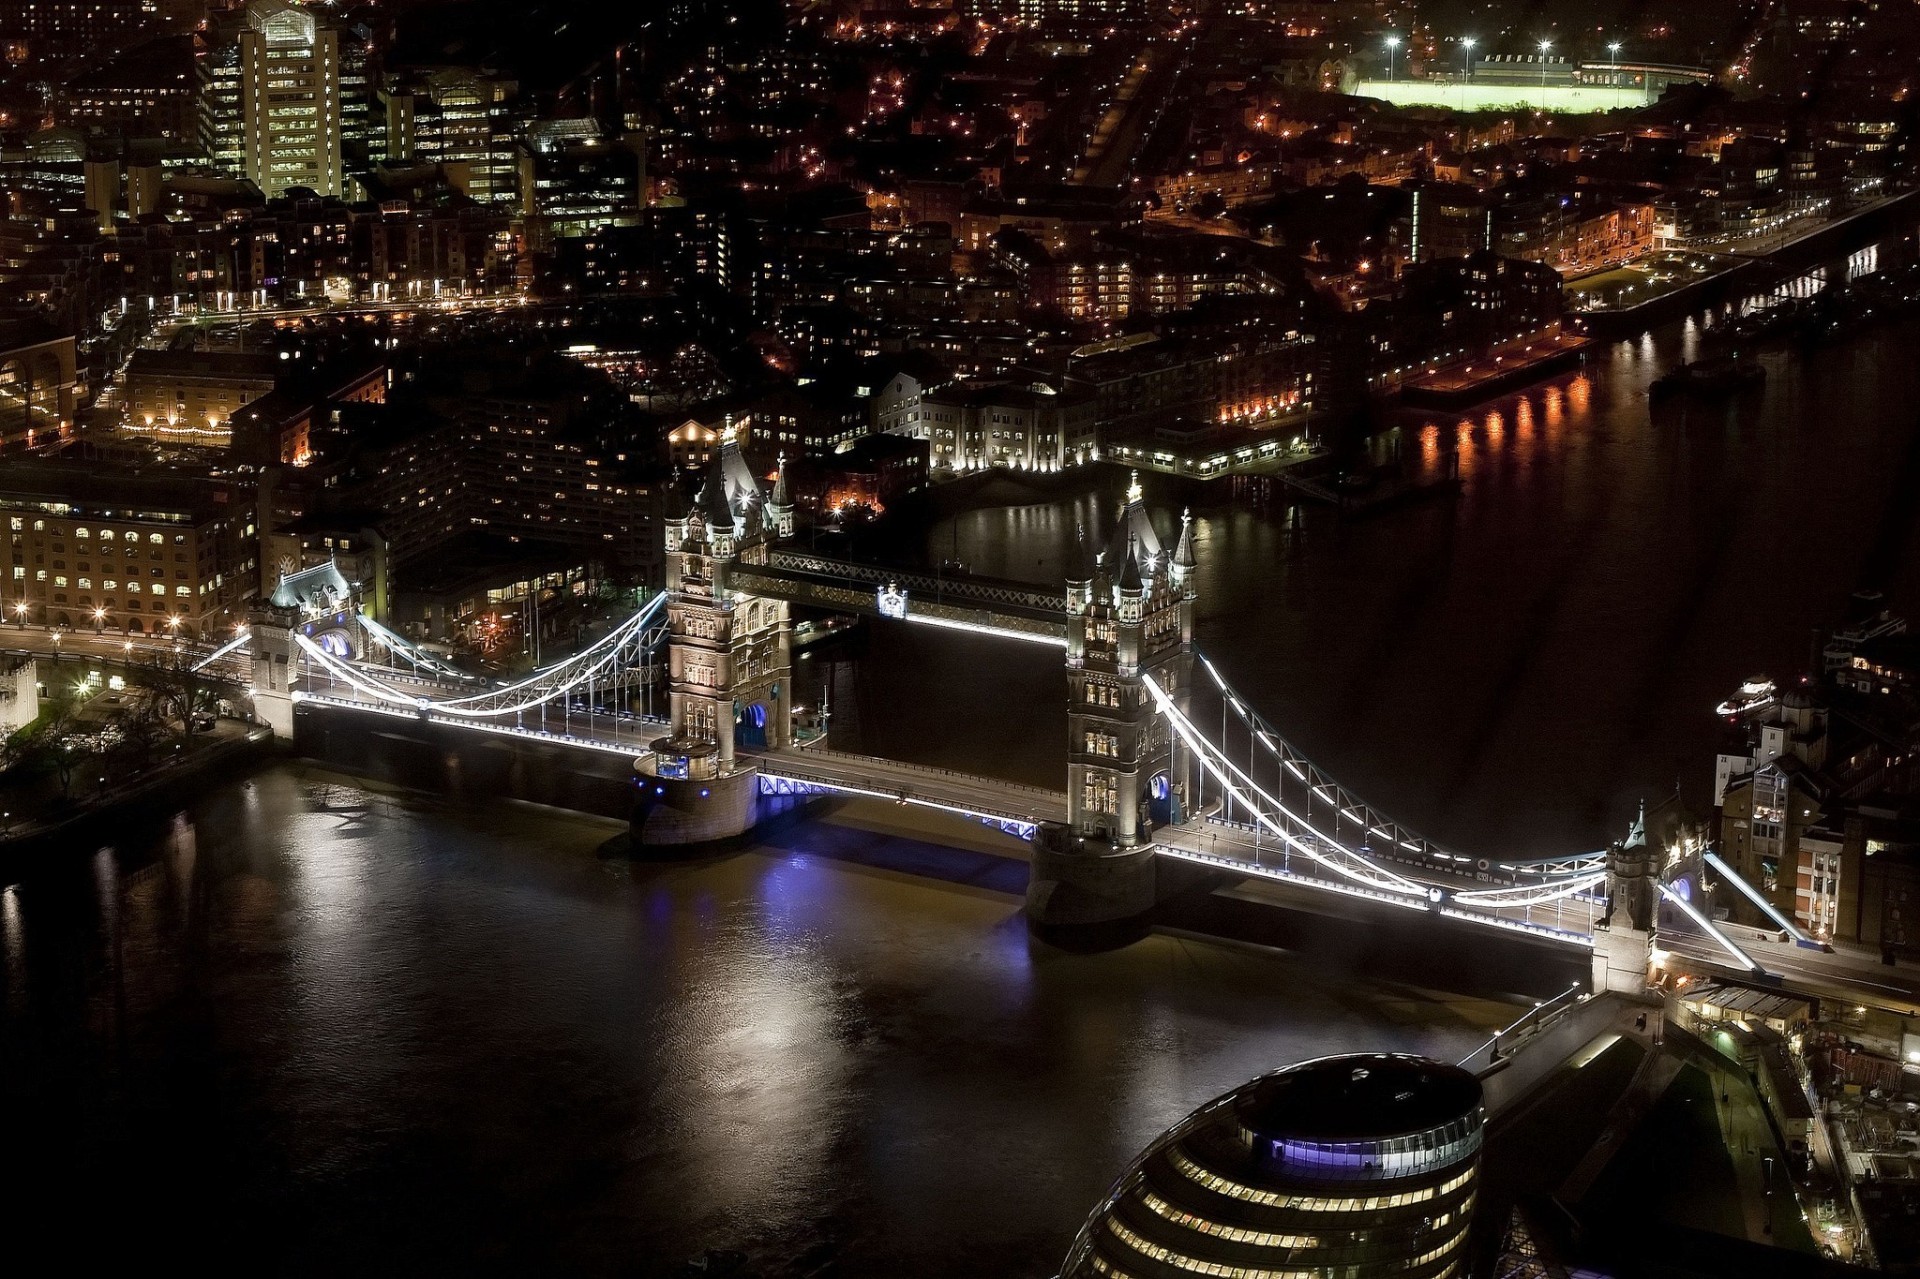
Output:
0 767 1519 1276
891 312 1920 853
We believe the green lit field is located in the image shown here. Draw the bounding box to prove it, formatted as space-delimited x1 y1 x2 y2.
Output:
1565 252 1729 312
1353 79 1657 113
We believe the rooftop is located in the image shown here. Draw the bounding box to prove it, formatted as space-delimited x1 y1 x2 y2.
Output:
1236 1053 1484 1145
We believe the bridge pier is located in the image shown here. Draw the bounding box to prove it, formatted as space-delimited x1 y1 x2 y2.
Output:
248 605 299 740
632 768 763 846
1028 826 1158 934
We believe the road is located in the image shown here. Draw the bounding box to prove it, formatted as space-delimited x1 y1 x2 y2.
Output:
1658 922 1920 1017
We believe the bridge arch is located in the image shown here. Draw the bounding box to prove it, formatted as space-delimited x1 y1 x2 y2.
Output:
734 697 771 749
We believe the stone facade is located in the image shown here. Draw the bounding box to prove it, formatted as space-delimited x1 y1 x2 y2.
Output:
1029 474 1195 930
635 434 795 843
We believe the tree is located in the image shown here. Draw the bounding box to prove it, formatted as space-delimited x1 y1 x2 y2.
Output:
133 649 224 741
3 694 93 802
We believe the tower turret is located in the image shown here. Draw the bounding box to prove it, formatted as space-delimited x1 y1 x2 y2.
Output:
1171 508 1196 594
1066 522 1095 667
767 453 795 540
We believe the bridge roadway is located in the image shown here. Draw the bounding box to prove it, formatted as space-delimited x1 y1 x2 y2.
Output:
1656 921 1920 1018
3 626 248 682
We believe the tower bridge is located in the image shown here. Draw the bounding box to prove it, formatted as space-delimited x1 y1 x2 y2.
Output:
233 437 1920 1011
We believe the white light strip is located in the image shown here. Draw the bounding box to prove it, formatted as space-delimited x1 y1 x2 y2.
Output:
1704 851 1810 942
901 612 1067 647
1157 845 1430 911
1455 871 1607 907
759 772 1039 829
191 631 251 671
1437 907 1595 947
1143 675 1426 896
430 594 664 706
296 608 655 718
298 691 665 757
1658 883 1765 973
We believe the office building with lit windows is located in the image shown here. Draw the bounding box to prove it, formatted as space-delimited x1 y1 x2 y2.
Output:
1 460 258 638
198 0 367 199
1062 1054 1484 1279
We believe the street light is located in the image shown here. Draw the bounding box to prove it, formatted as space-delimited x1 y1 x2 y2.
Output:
1461 36 1476 78
1538 39 1552 102
92 606 107 634
1385 34 1401 83
12 600 27 628
1609 41 1624 104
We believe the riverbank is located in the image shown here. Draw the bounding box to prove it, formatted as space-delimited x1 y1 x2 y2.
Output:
1577 188 1920 337
0 727 272 859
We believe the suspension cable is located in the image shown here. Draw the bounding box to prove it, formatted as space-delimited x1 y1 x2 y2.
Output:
1144 674 1427 897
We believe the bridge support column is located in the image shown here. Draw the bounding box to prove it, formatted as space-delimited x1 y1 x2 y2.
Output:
1590 923 1653 995
1027 823 1157 935
247 606 299 740
1027 485 1193 938
632 767 761 847
631 434 793 848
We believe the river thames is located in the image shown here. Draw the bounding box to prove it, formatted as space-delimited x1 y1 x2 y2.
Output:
7 291 1920 1274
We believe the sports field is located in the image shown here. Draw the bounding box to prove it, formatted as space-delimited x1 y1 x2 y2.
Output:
1353 78 1658 113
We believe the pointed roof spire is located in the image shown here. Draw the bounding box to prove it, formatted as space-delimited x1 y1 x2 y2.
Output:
1119 531 1144 592
698 444 735 528
664 465 688 521
1173 507 1196 570
1624 798 1647 848
1067 521 1095 585
770 452 792 507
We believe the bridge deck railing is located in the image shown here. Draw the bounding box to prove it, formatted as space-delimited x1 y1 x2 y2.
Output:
767 550 1068 615
754 746 1066 804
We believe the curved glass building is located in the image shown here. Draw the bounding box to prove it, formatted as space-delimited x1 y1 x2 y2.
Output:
1063 1054 1484 1279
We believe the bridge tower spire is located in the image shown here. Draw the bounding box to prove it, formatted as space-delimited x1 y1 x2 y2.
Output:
635 436 794 843
1030 480 1195 934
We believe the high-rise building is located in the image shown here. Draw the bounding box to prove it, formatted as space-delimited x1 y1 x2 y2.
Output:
1063 1054 1485 1279
377 67 526 207
198 0 365 198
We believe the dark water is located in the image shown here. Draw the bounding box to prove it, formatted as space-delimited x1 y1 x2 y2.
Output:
9 255 1920 1274
0 772 1517 1275
823 299 1920 856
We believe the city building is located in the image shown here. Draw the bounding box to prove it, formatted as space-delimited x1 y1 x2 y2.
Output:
0 459 258 638
122 349 279 444
377 67 527 208
1714 602 1920 954
0 331 78 451
1062 1054 1484 1277
57 34 198 141
0 0 151 66
198 0 367 199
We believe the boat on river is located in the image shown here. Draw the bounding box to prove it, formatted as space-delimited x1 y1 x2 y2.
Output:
1651 354 1766 401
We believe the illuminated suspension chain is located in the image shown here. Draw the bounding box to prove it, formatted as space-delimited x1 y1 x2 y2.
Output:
1452 871 1607 907
294 596 666 718
1144 674 1427 897
1197 651 1604 881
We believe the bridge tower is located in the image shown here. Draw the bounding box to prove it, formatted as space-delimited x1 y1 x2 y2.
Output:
1593 800 1660 995
635 434 794 844
247 601 301 740
1029 475 1196 933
